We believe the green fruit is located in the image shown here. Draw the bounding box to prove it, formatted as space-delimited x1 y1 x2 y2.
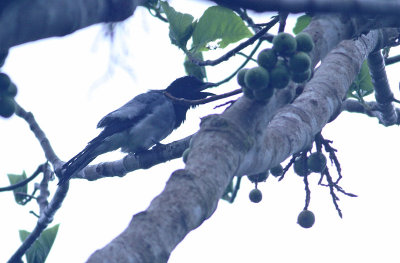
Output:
242 86 255 99
289 52 311 73
296 33 314 53
270 164 283 177
248 171 269 183
273 33 297 56
237 68 248 87
182 148 190 163
253 87 274 103
249 188 262 203
257 48 277 70
0 73 11 91
307 152 327 173
293 155 310 177
0 96 16 118
297 210 315 228
269 64 291 89
292 69 311 83
244 67 269 90
5 83 17 97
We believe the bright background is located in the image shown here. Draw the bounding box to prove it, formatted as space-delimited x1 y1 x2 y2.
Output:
1 1 400 262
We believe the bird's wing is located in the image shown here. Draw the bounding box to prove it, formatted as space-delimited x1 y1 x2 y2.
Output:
97 90 165 128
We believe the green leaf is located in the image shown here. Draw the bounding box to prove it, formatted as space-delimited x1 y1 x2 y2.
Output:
184 52 207 80
7 171 28 204
293 15 311 34
19 224 60 263
347 61 374 100
192 6 253 52
160 1 195 48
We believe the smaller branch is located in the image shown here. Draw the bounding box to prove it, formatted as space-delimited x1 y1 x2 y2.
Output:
278 154 297 181
8 182 69 263
14 103 63 170
72 135 193 181
323 168 343 218
37 164 52 215
278 12 288 33
368 51 398 126
215 39 263 86
0 164 44 192
186 16 279 66
341 99 400 124
384 54 400 65
303 174 311 210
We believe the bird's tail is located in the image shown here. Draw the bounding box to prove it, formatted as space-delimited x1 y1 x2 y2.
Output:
58 138 103 185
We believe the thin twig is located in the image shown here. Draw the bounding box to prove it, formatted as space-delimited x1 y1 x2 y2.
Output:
186 16 279 66
0 164 44 192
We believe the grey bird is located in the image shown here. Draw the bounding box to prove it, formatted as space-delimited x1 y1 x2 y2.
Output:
59 76 213 184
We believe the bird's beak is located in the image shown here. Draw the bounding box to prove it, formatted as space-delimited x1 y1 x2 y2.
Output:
199 82 217 91
201 91 215 97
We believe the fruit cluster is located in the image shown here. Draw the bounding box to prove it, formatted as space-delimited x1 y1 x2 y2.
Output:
293 152 327 177
0 51 17 118
237 32 314 103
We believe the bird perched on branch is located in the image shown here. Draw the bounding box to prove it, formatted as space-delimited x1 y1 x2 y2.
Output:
58 76 213 185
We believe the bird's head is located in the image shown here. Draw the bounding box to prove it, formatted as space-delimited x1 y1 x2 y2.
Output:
165 76 214 100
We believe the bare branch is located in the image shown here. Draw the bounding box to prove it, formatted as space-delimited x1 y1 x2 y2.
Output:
186 16 279 66
0 164 44 192
368 50 398 125
72 135 192 181
341 99 400 124
8 182 69 263
14 103 63 170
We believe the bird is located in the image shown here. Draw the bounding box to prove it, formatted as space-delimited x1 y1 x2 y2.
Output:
58 76 213 185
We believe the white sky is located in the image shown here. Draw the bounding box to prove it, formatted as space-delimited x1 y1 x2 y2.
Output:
1 1 400 262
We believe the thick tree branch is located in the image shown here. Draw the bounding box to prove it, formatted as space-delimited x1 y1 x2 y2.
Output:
208 0 400 16
0 0 145 51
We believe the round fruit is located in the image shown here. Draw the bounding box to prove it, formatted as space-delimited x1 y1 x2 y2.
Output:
292 69 311 83
257 48 277 70
270 164 283 177
0 96 16 118
307 152 327 173
249 188 262 203
237 68 249 87
289 52 311 73
293 155 309 177
244 67 270 90
297 210 315 228
273 33 297 56
5 83 17 97
269 64 291 89
248 171 269 183
182 148 190 163
0 73 11 91
242 86 255 99
253 87 274 103
296 33 314 53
